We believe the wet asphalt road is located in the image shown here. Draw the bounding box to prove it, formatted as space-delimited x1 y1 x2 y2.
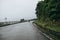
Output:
0 22 49 40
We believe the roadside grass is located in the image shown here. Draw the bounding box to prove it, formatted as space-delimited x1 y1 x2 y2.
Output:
34 20 60 40
35 20 60 32
47 25 60 32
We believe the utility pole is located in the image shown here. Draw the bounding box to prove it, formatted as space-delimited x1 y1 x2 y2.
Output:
5 17 7 21
5 17 7 24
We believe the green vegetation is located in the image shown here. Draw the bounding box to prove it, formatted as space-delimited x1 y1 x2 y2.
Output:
35 0 60 40
35 20 60 32
35 0 60 32
34 21 60 40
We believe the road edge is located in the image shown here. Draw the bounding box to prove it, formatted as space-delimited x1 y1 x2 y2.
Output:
32 23 54 40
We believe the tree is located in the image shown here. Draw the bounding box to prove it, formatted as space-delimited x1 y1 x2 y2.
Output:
35 0 60 22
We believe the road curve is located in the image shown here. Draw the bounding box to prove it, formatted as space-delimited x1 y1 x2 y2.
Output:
0 22 49 40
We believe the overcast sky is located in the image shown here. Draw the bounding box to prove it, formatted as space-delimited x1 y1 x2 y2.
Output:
0 0 40 22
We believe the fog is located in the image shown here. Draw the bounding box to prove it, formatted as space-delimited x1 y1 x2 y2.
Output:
0 0 40 22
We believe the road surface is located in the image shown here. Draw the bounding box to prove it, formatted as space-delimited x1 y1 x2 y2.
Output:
0 22 49 40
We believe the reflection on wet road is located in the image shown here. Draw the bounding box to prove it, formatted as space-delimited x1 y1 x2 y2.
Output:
0 22 49 40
